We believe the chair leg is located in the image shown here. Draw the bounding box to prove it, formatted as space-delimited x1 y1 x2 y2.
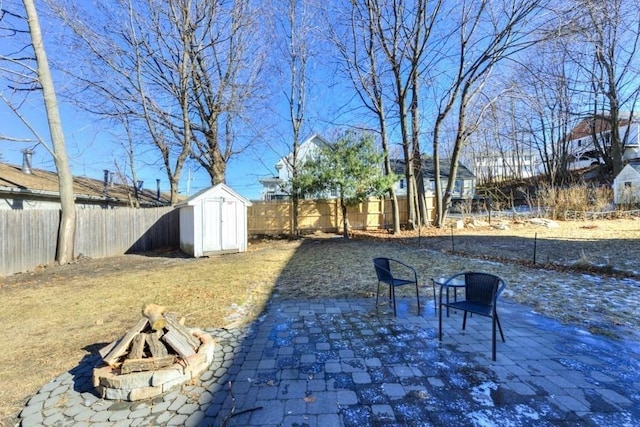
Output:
391 285 397 316
438 294 443 341
376 281 380 307
495 312 505 342
415 283 420 315
461 311 468 331
431 280 437 317
492 316 497 361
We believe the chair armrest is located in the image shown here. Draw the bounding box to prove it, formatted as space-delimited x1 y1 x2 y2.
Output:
387 258 418 282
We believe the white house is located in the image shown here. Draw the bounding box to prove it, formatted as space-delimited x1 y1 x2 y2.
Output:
176 183 251 257
613 162 640 205
567 116 640 170
468 150 538 184
259 134 329 201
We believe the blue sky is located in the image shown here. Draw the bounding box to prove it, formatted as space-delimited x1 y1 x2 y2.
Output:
0 0 354 201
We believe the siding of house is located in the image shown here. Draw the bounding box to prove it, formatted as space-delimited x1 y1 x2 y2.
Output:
614 164 640 205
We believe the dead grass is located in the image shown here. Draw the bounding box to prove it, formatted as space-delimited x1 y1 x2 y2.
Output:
1 218 639 425
0 240 300 425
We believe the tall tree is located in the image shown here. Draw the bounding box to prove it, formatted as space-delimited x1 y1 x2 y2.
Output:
296 131 397 238
430 0 546 227
336 0 441 229
366 0 439 229
22 0 76 263
51 0 265 203
270 0 316 237
562 0 640 177
328 0 401 232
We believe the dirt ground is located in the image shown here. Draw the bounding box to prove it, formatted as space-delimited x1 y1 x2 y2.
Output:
1 217 639 425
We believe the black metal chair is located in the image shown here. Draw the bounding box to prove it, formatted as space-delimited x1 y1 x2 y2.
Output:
373 257 420 316
438 272 506 361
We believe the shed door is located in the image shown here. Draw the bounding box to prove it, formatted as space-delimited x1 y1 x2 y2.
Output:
202 199 222 252
202 198 239 253
221 200 239 250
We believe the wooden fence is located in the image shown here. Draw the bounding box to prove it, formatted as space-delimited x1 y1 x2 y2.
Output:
1 207 179 277
248 196 434 235
1 195 434 276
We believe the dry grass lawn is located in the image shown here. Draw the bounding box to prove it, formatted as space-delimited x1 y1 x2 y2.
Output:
1 217 639 425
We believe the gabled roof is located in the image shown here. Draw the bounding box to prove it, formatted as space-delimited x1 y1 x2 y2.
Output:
569 115 633 140
275 133 330 169
621 162 640 175
175 183 251 208
0 162 170 207
391 158 475 180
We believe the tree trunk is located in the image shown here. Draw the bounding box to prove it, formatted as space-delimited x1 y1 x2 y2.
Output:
23 0 76 264
340 196 349 239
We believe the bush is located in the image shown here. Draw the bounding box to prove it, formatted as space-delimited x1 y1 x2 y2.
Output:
536 184 613 219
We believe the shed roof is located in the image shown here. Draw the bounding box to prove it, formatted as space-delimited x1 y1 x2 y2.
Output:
175 183 252 208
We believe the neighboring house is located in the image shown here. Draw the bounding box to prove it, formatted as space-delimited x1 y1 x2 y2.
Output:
391 158 476 201
567 115 640 170
259 134 330 201
468 150 538 184
613 162 640 205
0 154 170 210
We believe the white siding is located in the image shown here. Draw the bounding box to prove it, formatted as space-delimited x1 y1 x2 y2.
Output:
614 164 640 205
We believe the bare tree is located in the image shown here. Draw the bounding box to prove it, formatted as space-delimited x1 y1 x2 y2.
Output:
268 0 316 237
336 0 441 229
328 0 402 232
51 0 265 203
562 0 640 177
430 0 546 227
1 1 76 263
22 0 76 263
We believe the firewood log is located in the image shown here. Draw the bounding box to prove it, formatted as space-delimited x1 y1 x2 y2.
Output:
141 303 167 331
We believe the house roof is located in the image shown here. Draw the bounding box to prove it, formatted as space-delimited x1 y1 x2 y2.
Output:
275 133 330 170
622 162 640 175
569 115 633 140
0 162 170 207
391 158 476 180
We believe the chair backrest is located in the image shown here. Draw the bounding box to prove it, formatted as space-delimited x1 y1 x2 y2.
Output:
464 272 503 308
373 257 392 282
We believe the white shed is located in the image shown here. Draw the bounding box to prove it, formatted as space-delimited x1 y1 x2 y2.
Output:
613 162 640 205
176 184 252 257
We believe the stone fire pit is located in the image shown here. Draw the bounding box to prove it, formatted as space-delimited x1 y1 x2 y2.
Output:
92 304 215 401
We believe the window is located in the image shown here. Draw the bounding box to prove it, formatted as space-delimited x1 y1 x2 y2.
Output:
454 180 462 195
399 179 405 189
625 181 632 188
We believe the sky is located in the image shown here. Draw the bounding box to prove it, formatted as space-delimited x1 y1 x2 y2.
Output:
0 101 278 200
0 0 356 201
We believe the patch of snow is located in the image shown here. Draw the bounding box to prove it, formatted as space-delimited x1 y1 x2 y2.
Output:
471 381 498 407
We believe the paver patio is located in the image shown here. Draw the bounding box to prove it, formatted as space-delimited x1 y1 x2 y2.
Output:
20 294 640 426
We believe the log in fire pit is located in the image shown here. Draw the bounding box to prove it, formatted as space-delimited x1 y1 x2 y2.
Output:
92 304 215 401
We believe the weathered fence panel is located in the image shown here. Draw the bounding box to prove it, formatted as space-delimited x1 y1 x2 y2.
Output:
74 207 179 258
0 209 59 276
1 207 179 277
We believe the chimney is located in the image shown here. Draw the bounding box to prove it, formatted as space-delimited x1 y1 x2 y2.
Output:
156 179 161 201
103 170 109 195
22 149 33 174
